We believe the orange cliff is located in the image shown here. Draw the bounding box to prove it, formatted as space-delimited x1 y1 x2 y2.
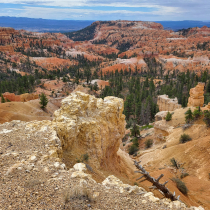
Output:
0 27 18 53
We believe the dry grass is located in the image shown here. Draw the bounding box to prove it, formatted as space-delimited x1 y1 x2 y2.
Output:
63 185 94 204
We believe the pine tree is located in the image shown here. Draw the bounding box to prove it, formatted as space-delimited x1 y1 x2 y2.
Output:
1 95 6 103
130 122 140 137
182 95 187 107
185 108 194 123
207 81 210 93
39 93 48 109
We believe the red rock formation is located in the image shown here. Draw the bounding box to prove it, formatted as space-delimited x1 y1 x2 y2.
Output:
30 57 75 71
0 27 16 45
2 92 38 102
188 83 205 107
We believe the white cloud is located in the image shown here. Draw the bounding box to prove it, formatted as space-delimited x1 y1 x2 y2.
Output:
1 6 181 20
1 0 210 20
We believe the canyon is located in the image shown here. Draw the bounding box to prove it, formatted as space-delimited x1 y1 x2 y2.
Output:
1 21 210 80
1 20 210 209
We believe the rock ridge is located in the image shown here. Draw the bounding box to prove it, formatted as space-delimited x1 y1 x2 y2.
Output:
157 94 181 111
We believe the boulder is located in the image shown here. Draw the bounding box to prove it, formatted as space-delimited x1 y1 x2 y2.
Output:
154 120 174 141
155 111 168 121
73 163 87 172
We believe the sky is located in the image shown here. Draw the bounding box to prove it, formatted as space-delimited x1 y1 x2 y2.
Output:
0 0 210 21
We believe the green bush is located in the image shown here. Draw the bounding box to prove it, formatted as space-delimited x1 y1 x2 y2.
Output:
145 139 153 149
203 110 210 127
129 144 139 155
185 108 194 123
165 111 172 121
180 173 189 179
193 106 202 120
76 153 89 163
172 178 188 195
179 133 192 144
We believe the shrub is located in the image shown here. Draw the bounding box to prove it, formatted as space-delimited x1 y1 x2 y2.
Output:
76 153 89 163
193 106 202 120
63 185 94 204
185 108 194 123
203 110 210 127
82 153 89 162
170 158 180 169
179 134 192 144
172 178 188 195
129 144 139 155
145 139 153 149
180 173 189 179
165 111 172 121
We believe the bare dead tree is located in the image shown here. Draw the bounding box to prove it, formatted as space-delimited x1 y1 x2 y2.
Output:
134 160 180 201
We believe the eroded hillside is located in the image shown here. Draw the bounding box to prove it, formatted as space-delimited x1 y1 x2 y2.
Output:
0 92 204 210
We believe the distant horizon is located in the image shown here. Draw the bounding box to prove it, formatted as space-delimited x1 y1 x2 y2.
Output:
1 16 210 33
1 16 210 22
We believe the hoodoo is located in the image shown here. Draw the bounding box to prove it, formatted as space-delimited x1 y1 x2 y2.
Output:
187 83 205 107
53 91 126 168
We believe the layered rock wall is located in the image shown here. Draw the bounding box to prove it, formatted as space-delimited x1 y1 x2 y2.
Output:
0 27 16 46
53 91 126 168
157 95 181 111
187 83 205 107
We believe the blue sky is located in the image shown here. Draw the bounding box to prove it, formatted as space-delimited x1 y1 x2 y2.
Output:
0 0 209 21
